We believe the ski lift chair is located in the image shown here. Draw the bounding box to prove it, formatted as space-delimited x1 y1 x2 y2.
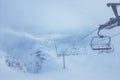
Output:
90 3 119 52
90 36 112 50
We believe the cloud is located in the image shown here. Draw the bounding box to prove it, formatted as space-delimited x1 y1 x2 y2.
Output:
0 0 119 34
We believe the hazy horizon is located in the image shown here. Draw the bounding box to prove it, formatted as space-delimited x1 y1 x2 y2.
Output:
0 0 119 35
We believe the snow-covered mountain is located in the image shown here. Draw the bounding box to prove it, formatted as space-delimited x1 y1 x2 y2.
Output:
0 28 53 73
0 27 120 80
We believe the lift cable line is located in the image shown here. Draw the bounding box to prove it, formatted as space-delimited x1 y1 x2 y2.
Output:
77 28 98 42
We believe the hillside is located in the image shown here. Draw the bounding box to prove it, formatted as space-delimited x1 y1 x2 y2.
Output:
0 28 120 80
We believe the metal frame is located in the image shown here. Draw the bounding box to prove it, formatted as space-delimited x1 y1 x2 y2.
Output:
90 36 112 50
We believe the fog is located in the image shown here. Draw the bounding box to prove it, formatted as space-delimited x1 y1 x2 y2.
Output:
0 0 119 35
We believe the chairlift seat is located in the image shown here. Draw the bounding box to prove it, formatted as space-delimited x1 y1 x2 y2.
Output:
90 36 112 50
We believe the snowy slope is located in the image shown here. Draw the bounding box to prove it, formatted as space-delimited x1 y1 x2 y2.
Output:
0 28 120 80
0 28 56 73
0 49 120 80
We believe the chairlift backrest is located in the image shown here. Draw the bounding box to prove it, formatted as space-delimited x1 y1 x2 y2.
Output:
90 36 112 50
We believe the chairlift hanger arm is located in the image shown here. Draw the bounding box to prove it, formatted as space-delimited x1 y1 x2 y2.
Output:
98 17 119 37
98 3 120 37
107 3 120 18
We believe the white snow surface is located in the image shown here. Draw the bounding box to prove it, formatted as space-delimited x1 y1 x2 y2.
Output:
0 28 120 80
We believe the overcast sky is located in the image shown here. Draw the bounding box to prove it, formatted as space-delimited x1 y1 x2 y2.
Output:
0 0 119 35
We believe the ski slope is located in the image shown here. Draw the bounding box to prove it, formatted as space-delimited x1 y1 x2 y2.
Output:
0 51 120 80
0 28 120 80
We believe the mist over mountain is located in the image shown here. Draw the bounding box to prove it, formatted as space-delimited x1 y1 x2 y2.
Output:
0 0 120 80
0 0 119 35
